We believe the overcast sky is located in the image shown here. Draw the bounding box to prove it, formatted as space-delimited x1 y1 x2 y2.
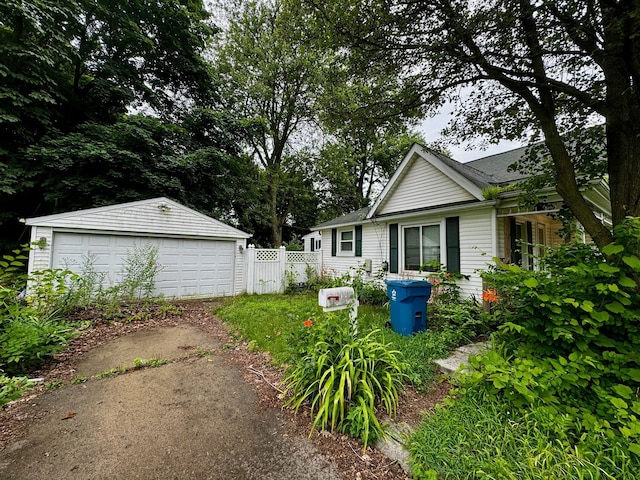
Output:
417 112 523 163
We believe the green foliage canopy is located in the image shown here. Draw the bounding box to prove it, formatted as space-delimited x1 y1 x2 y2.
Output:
293 0 640 249
0 0 260 248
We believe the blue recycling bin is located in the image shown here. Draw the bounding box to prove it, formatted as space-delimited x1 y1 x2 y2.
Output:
385 280 432 336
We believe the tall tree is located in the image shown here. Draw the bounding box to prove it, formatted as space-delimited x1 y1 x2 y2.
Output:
0 0 229 247
314 62 424 219
295 0 640 249
316 131 420 221
27 112 257 223
214 0 321 246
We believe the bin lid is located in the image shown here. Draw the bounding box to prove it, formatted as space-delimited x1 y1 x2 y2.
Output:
385 279 432 288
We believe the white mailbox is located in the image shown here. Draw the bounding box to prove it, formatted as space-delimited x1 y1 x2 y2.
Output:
318 287 358 321
318 286 355 310
318 286 359 333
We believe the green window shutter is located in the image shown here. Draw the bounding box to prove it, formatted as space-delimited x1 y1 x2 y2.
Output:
445 216 460 274
331 228 337 256
355 225 362 257
389 223 398 273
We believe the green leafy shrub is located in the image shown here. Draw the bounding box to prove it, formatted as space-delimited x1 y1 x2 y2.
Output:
283 315 407 449
0 312 75 375
466 217 640 453
1 247 79 377
65 244 163 312
0 375 32 407
27 268 77 315
419 262 496 341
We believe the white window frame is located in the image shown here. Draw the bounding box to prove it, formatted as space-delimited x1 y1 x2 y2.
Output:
338 228 354 256
401 221 445 271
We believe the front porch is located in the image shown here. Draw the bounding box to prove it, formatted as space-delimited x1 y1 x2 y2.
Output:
497 209 565 270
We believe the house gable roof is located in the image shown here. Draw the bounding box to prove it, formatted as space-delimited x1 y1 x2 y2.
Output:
26 197 252 239
367 143 488 219
314 141 610 230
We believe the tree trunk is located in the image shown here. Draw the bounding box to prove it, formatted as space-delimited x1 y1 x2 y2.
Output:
602 67 640 230
267 169 282 247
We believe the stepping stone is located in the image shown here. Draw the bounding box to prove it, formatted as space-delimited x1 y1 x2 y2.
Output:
433 341 490 374
375 420 414 474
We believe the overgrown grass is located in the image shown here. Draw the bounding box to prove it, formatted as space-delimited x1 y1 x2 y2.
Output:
216 293 461 390
215 294 322 363
410 391 638 479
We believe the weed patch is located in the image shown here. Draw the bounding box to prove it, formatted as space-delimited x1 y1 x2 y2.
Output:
410 391 638 479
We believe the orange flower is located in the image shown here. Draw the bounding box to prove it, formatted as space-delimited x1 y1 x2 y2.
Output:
482 288 499 303
303 319 313 327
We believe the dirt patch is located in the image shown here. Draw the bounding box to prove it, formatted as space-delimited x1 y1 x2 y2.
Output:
0 301 451 480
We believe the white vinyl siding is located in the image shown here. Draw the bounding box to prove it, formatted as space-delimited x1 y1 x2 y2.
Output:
319 208 496 298
321 223 388 277
26 198 250 298
457 208 495 297
377 157 476 215
27 198 247 240
28 226 54 272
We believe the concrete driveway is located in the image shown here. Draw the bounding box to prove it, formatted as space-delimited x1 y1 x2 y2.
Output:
0 326 340 480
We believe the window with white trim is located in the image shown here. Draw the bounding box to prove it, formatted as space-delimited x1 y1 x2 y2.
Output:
339 229 353 254
403 224 441 270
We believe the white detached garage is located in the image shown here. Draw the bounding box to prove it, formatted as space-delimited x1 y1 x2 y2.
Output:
26 197 251 298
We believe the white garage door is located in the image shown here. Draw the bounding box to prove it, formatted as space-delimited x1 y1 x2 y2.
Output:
51 232 235 298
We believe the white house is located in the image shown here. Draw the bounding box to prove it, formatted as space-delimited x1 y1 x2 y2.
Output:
312 143 611 299
26 197 252 298
302 231 322 252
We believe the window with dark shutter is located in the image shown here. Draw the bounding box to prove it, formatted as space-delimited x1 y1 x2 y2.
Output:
331 228 337 256
389 223 398 273
445 216 460 273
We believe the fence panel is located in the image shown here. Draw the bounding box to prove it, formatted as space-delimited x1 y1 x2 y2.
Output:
286 251 320 285
245 246 320 294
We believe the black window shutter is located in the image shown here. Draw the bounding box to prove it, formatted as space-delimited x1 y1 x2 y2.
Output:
355 225 362 257
389 223 399 273
310 237 315 252
445 216 460 273
331 228 337 256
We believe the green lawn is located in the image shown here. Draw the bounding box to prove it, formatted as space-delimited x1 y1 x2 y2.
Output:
215 293 462 390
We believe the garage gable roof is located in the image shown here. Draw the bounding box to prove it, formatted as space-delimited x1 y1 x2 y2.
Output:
26 197 251 239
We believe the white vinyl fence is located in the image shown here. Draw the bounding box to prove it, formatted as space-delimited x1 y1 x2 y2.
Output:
245 245 320 294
